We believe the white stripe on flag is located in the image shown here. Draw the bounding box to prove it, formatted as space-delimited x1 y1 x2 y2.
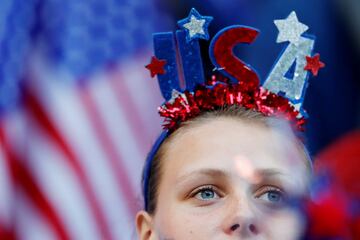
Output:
26 125 103 240
15 192 58 240
87 73 144 194
118 56 163 141
30 71 136 239
0 133 13 227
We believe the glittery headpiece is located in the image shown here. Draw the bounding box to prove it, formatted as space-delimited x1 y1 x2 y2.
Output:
143 9 324 210
146 9 324 132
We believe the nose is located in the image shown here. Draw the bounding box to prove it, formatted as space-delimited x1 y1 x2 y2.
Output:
229 222 258 235
223 197 260 237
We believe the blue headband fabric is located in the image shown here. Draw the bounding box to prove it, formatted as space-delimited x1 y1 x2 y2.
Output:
143 130 169 211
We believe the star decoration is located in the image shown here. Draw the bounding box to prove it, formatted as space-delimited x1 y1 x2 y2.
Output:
145 56 167 78
291 102 303 118
177 8 213 42
169 89 188 104
274 11 309 46
304 53 325 76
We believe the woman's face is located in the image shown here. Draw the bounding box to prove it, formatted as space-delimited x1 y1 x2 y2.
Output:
137 117 309 240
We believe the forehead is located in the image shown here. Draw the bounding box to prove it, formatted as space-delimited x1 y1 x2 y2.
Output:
162 117 306 178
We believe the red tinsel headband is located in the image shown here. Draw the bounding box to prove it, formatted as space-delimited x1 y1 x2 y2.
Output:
158 74 306 132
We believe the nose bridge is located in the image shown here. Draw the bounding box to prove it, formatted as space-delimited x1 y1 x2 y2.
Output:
233 190 256 219
223 190 260 236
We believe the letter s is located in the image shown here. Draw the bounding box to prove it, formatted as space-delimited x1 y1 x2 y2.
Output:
209 26 260 89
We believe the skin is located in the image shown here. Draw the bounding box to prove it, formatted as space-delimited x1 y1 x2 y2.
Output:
136 117 309 240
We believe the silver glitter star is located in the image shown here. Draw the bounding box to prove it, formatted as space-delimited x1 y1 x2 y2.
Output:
171 89 182 99
169 89 188 105
274 11 309 46
183 15 206 38
178 8 213 42
290 102 303 118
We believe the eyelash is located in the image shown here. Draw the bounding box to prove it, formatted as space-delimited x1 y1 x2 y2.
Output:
255 185 284 197
188 185 286 203
254 185 286 203
190 185 221 200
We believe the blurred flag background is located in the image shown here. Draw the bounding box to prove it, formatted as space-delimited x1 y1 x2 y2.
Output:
0 0 170 239
0 0 359 240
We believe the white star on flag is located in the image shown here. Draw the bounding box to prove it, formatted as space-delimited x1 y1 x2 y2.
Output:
274 11 309 46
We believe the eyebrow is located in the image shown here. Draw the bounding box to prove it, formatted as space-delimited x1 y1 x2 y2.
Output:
253 169 287 183
177 168 285 184
177 168 231 184
256 169 285 177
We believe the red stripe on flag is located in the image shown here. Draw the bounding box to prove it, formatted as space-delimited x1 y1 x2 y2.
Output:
110 74 151 156
0 221 18 240
0 125 70 240
80 87 139 217
23 90 114 240
0 224 17 240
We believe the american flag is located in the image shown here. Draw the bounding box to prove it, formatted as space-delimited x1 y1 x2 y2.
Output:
0 0 170 239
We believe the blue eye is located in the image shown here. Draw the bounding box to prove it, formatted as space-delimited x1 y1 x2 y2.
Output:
256 187 284 204
265 191 282 202
200 189 215 199
194 187 220 201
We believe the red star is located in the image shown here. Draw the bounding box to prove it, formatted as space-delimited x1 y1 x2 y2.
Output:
145 56 167 78
304 53 325 76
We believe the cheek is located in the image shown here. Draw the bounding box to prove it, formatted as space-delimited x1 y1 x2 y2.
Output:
263 208 305 240
154 201 224 239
